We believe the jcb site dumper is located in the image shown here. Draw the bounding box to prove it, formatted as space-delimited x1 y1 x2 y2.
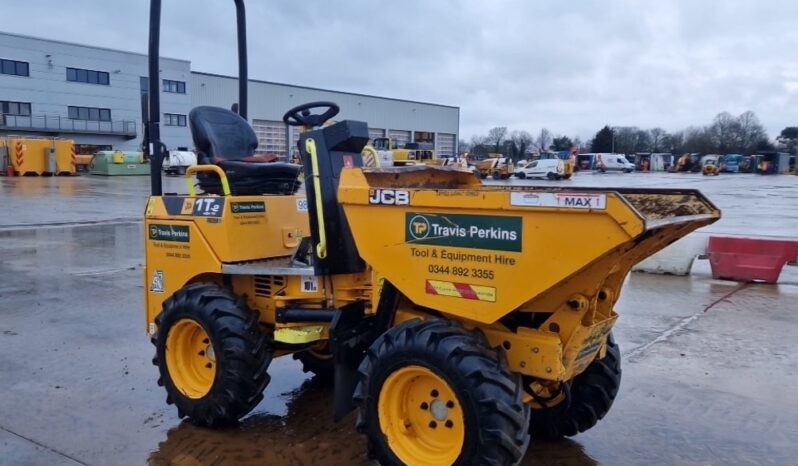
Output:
144 2 721 465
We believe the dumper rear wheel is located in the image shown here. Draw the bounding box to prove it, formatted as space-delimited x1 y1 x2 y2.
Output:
152 283 273 426
354 319 530 466
528 334 621 439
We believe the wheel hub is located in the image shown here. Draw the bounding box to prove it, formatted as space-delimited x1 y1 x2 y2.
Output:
378 365 464 465
165 319 216 399
430 399 449 421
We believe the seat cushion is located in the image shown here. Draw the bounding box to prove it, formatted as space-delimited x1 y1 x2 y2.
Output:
198 161 302 196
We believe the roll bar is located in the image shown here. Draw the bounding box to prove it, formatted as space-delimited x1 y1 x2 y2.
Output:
147 0 248 195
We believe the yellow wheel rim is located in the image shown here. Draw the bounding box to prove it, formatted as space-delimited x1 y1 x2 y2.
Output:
378 365 465 466
165 319 216 399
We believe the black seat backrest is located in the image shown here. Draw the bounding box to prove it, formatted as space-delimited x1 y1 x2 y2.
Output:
298 120 370 275
189 106 258 163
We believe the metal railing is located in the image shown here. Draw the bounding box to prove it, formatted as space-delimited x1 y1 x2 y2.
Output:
0 114 137 138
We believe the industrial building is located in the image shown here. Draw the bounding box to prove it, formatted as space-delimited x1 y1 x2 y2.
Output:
0 31 459 157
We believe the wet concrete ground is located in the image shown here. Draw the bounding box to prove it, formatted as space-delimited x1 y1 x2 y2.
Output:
1 172 797 465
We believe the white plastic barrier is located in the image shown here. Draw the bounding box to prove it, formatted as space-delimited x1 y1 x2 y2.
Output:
632 232 709 276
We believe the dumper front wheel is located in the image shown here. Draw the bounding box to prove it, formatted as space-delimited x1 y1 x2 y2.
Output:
152 283 273 426
528 334 621 439
354 319 530 466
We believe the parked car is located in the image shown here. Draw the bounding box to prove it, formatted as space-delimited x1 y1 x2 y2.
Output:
163 150 197 175
515 159 571 180
596 153 635 173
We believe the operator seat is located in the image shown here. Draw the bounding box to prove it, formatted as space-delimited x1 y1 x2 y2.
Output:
189 106 301 195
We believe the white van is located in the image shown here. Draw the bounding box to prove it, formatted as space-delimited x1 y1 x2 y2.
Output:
163 150 197 175
515 159 571 180
596 153 634 173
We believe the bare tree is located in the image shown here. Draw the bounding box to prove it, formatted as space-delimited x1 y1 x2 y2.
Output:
649 128 667 152
708 112 738 153
666 131 685 153
467 135 490 158
486 127 508 154
682 126 714 153
736 111 768 153
612 127 640 154
536 128 552 152
458 138 470 154
509 130 533 160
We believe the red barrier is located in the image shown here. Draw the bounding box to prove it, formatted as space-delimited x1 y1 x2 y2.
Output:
708 236 798 283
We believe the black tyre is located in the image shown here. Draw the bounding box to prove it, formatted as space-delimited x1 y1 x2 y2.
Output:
492 171 502 180
479 172 487 179
516 172 526 179
354 319 530 466
152 282 273 426
293 341 334 380
546 172 557 180
528 334 621 439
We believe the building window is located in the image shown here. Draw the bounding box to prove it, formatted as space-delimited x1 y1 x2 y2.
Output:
162 79 186 94
0 100 31 116
68 106 111 121
0 59 29 77
66 67 110 85
164 113 187 126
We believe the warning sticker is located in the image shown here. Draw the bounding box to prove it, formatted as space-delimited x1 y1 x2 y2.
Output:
150 270 165 293
424 279 496 302
510 192 607 210
301 275 319 293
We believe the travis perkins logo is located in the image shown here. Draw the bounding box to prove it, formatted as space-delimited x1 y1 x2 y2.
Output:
406 213 522 252
149 224 190 242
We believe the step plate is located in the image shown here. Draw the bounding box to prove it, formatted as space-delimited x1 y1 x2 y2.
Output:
222 257 314 276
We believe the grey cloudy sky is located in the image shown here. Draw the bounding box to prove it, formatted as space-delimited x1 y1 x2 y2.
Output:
3 0 798 140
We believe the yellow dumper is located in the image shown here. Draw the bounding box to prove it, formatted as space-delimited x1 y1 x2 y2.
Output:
145 3 721 464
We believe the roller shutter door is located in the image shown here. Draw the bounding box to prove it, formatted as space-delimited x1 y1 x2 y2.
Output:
252 119 287 157
369 128 385 143
388 129 411 148
436 133 456 157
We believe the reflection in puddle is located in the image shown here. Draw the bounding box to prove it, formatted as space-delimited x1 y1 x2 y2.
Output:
148 378 601 466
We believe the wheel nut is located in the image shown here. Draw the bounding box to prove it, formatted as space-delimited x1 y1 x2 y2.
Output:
446 401 455 408
205 363 213 369
429 421 437 429
420 402 429 410
431 389 439 398
445 420 454 428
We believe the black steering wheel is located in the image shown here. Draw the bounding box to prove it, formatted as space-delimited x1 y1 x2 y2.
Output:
282 101 340 128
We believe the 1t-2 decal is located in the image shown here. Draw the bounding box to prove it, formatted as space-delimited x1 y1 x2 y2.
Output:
193 198 223 217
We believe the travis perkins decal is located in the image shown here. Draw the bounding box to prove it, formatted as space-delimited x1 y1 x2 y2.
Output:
406 212 522 252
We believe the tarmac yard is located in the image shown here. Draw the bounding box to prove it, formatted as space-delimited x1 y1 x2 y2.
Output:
1 172 797 465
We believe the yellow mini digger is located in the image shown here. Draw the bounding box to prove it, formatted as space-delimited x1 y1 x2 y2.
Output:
144 2 721 465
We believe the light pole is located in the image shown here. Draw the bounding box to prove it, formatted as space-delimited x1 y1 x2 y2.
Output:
611 128 616 153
